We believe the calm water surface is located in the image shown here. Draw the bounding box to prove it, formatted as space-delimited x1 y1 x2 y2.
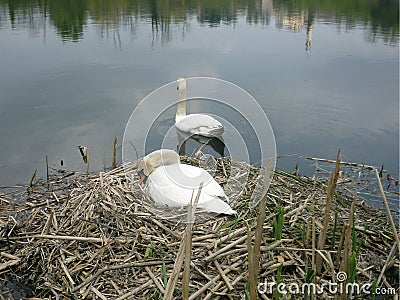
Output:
0 0 398 188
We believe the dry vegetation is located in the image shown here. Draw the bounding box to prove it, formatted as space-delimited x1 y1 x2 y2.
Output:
0 155 398 299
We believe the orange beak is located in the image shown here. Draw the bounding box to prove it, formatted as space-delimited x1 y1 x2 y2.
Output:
138 174 146 185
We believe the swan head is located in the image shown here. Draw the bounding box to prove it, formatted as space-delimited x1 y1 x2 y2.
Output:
177 77 186 91
138 149 180 184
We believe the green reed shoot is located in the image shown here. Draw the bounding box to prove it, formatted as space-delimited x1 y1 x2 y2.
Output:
303 267 315 299
275 264 283 299
219 210 248 231
245 281 250 300
29 169 37 187
45 154 49 182
294 159 299 176
161 260 167 287
86 149 90 177
102 149 107 171
305 267 314 283
112 132 117 169
273 206 284 241
301 221 306 245
371 278 377 300
144 243 153 259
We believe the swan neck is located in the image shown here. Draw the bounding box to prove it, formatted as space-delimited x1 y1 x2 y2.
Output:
176 79 186 121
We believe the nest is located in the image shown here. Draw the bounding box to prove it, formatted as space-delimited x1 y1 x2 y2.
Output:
0 156 398 299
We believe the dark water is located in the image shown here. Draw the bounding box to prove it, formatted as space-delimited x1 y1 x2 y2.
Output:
0 0 398 185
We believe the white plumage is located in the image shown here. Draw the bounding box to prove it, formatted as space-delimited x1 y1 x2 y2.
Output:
138 149 236 215
175 77 224 137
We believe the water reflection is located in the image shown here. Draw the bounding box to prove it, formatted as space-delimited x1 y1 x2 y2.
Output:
0 0 397 45
177 130 226 158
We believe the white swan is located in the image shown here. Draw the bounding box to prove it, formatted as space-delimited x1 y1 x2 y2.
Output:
175 77 224 137
138 149 236 215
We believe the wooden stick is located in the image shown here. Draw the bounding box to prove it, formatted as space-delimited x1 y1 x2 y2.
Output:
253 160 270 271
58 257 75 285
377 242 397 286
210 253 233 291
115 281 153 300
34 234 107 243
72 260 170 292
135 253 165 294
0 259 20 271
311 217 316 274
373 168 400 251
245 220 257 300
205 226 247 250
204 235 248 262
0 252 19 260
307 157 376 170
189 261 242 300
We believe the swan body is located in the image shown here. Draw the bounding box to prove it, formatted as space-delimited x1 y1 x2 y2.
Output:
175 77 224 137
138 149 236 215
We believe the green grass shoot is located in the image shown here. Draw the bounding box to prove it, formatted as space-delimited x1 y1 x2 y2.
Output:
144 243 153 259
45 154 49 182
275 263 283 300
29 169 37 187
273 206 284 241
371 278 377 300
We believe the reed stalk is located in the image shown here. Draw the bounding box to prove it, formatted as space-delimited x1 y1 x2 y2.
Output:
29 169 37 187
316 149 341 274
245 220 256 300
164 184 202 300
112 132 118 169
45 155 49 182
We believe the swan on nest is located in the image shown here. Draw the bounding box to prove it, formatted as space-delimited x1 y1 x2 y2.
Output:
138 149 236 215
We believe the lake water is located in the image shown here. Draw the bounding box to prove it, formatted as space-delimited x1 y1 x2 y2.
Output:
0 0 398 188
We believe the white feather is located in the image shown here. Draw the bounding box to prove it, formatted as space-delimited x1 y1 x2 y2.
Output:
140 150 236 215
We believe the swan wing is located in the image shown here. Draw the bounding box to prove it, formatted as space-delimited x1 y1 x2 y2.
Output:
176 114 224 137
146 164 236 215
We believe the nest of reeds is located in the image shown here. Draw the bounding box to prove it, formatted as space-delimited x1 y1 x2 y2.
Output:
0 155 398 299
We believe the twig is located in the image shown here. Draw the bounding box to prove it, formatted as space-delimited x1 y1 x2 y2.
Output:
204 235 248 262
72 260 170 292
377 242 397 286
135 252 165 294
112 132 118 169
373 168 400 251
210 252 233 291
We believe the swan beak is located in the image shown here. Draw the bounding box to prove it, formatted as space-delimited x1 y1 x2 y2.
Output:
138 169 147 185
138 174 146 185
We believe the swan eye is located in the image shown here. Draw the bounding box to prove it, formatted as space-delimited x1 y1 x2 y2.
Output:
177 86 179 90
